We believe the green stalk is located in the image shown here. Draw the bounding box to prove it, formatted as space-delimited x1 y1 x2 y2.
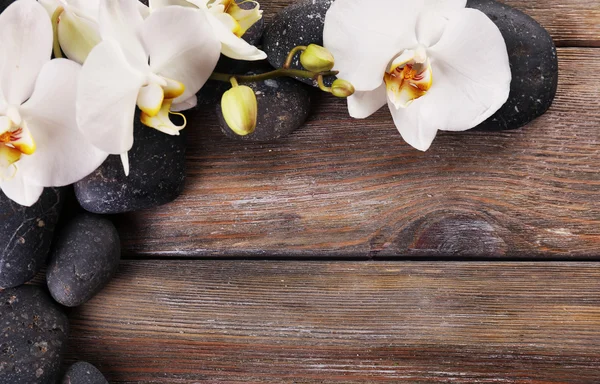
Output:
209 69 339 84
283 45 307 69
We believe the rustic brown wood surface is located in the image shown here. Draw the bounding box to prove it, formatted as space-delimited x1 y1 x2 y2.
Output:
118 45 600 258
60 0 600 383
107 0 600 257
64 261 600 383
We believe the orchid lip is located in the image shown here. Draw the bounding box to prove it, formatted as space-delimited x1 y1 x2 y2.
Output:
0 109 36 157
384 48 433 109
136 76 186 124
0 144 20 181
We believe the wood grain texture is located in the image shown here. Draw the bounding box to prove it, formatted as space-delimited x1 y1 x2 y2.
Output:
64 260 600 383
259 0 600 47
117 48 600 258
502 0 600 47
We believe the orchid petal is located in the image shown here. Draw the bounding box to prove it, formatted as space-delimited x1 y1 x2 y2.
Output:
387 8 510 151
324 0 420 92
416 11 449 48
387 98 440 151
19 59 107 187
212 9 239 33
77 40 145 154
0 0 52 106
0 117 11 135
137 1 150 18
137 83 164 117
207 12 266 60
187 0 210 9
98 0 148 69
426 8 511 130
0 175 44 207
38 0 62 16
171 95 198 112
120 152 130 176
227 1 262 37
162 78 186 99
347 83 387 119
140 6 221 103
424 0 466 12
57 10 102 64
66 0 101 20
149 0 193 10
417 0 466 47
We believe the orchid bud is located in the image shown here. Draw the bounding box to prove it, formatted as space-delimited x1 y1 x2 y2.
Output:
58 11 101 64
300 44 335 73
331 79 355 98
221 85 258 136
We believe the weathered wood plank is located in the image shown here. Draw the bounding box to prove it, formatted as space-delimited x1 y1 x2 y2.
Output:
117 48 600 258
65 260 600 383
502 0 600 46
260 0 600 47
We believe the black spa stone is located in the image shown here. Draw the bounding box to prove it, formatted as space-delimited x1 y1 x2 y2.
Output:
0 0 13 14
468 0 558 130
74 121 186 214
47 214 121 307
262 0 335 87
0 188 64 289
0 285 69 384
217 73 312 142
61 361 109 384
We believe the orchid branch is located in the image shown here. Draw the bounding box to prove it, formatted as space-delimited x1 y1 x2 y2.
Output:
283 45 307 69
209 68 339 84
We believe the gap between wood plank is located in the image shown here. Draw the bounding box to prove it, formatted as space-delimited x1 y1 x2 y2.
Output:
122 254 600 262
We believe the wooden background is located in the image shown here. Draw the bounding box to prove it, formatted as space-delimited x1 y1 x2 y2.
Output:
63 0 600 382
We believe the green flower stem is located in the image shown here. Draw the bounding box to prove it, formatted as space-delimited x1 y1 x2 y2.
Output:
51 6 65 59
317 75 332 93
209 69 339 84
283 45 307 69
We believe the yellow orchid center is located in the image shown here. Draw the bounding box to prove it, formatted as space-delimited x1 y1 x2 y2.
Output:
384 47 433 109
208 0 262 37
0 109 36 180
136 75 188 135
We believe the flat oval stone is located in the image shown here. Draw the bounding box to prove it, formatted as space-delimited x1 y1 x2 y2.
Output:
0 188 64 289
217 73 311 142
47 214 120 307
61 362 108 384
74 121 186 214
262 0 335 87
0 285 69 384
468 0 558 130
0 0 11 13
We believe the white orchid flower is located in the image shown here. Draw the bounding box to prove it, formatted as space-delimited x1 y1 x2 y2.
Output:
38 0 150 64
0 0 107 207
324 0 511 151
77 0 221 175
38 0 102 64
149 0 267 61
